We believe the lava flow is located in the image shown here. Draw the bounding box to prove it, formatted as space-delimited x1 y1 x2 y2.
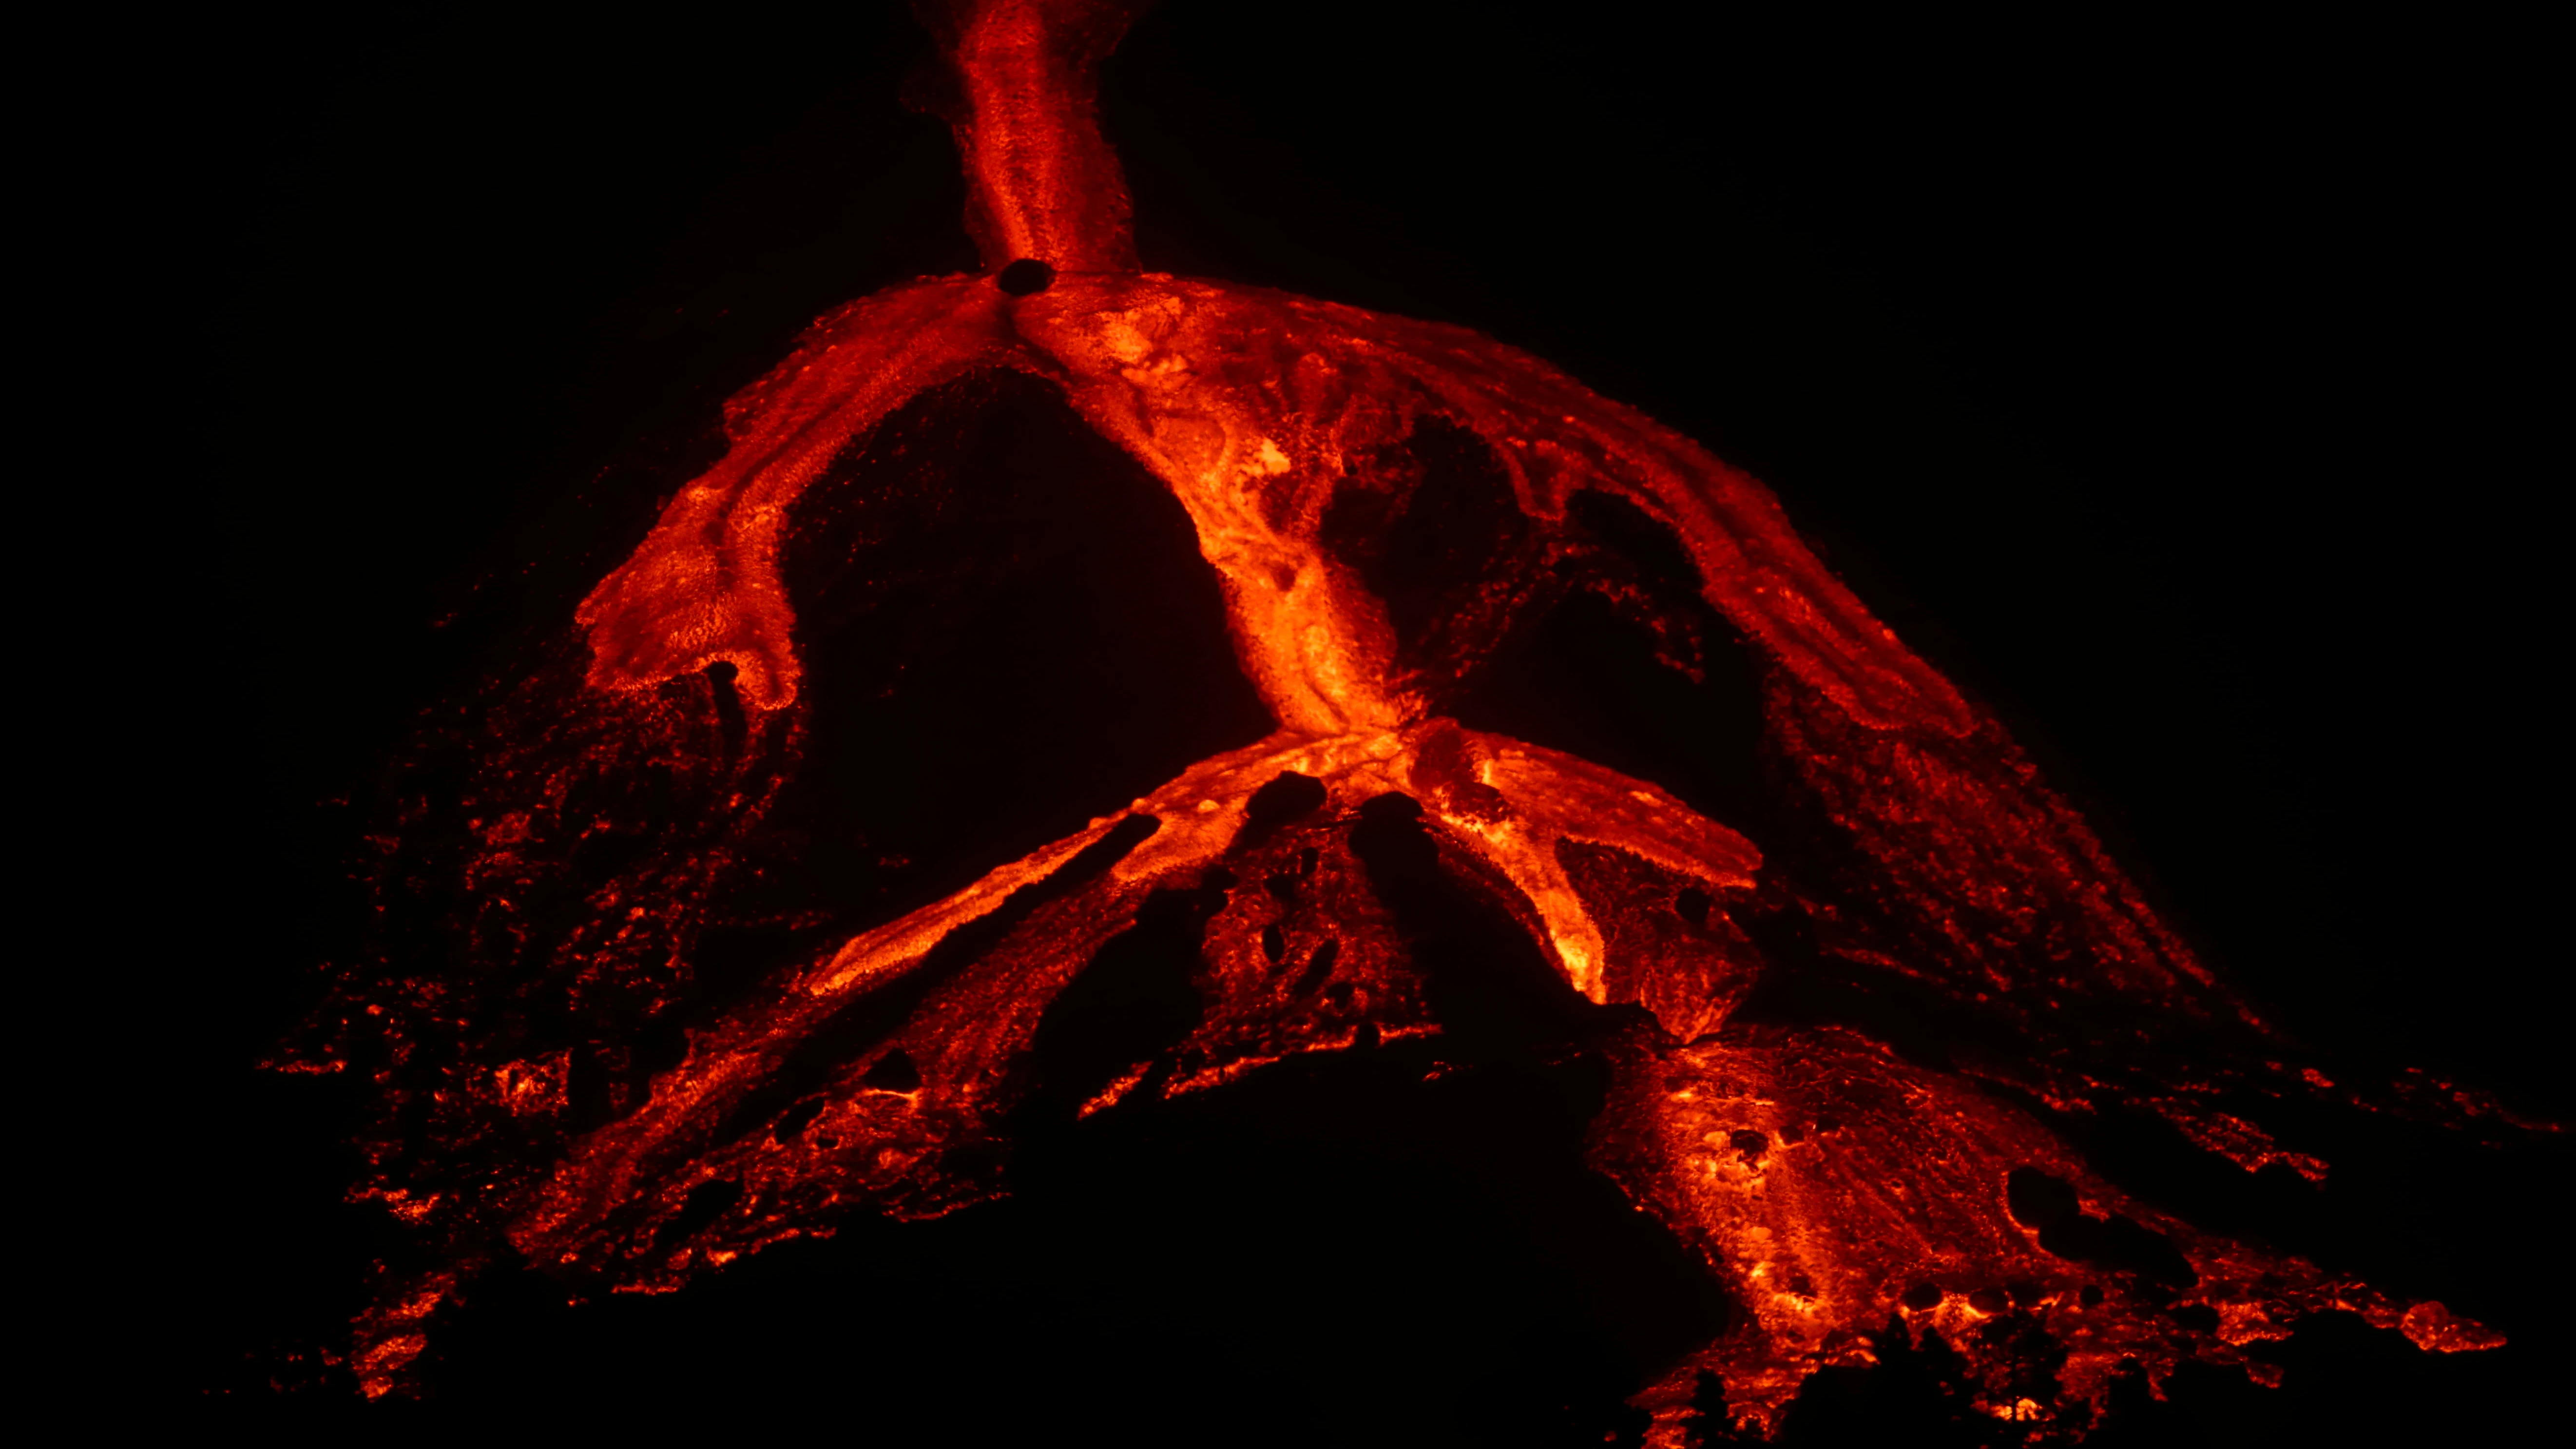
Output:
277 0 2518 1438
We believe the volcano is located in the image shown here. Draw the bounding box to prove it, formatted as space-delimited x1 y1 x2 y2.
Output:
178 1 2560 1442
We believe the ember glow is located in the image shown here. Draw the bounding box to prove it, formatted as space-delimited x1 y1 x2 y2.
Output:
281 0 2516 1436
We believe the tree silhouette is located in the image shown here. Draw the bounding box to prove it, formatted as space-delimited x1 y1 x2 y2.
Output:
1680 1370 1760 1448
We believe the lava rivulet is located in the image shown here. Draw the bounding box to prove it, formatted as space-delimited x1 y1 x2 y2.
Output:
284 0 2517 1435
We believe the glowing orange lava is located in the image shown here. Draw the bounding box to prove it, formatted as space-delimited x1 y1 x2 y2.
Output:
283 1 2518 1437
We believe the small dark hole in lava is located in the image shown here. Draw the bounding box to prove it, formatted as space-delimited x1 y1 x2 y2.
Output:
771 1097 827 1140
2170 1303 2221 1334
702 658 746 755
1729 1129 1769 1163
1237 771 1327 850
1262 923 1287 963
651 1178 743 1257
1968 1287 2009 1314
1295 938 1340 995
2007 1166 2081 1231
1251 771 1327 822
2080 1284 2106 1308
1901 1282 1943 1311
863 1048 923 1092
1674 887 1712 928
997 258 1055 295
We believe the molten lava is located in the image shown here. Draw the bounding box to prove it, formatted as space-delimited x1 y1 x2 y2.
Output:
280 0 2517 1437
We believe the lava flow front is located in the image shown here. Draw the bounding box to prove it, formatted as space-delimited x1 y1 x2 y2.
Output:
277 1 2513 1439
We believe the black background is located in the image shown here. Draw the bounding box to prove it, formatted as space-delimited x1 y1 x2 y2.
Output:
108 0 2562 1438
